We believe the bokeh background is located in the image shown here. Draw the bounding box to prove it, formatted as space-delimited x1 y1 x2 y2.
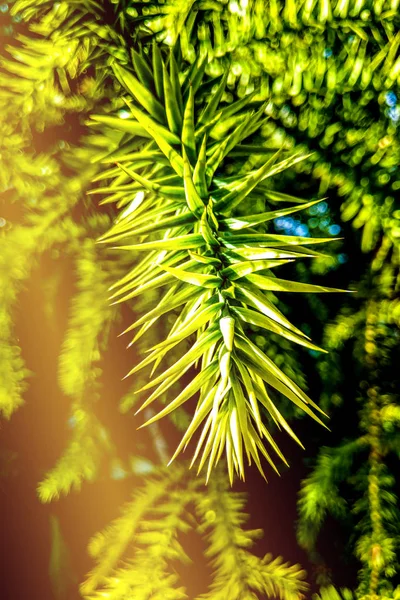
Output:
2 0 400 598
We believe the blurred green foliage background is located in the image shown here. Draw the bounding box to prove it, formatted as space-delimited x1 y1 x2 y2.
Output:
0 1 399 599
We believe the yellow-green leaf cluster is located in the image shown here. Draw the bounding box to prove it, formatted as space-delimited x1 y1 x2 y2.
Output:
94 43 343 480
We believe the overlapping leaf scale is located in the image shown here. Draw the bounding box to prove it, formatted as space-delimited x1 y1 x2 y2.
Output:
96 43 345 481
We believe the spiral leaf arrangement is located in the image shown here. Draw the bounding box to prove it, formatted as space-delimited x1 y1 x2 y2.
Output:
92 43 346 482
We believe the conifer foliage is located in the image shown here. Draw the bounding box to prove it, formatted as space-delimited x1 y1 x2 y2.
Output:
98 45 343 481
1 0 399 598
